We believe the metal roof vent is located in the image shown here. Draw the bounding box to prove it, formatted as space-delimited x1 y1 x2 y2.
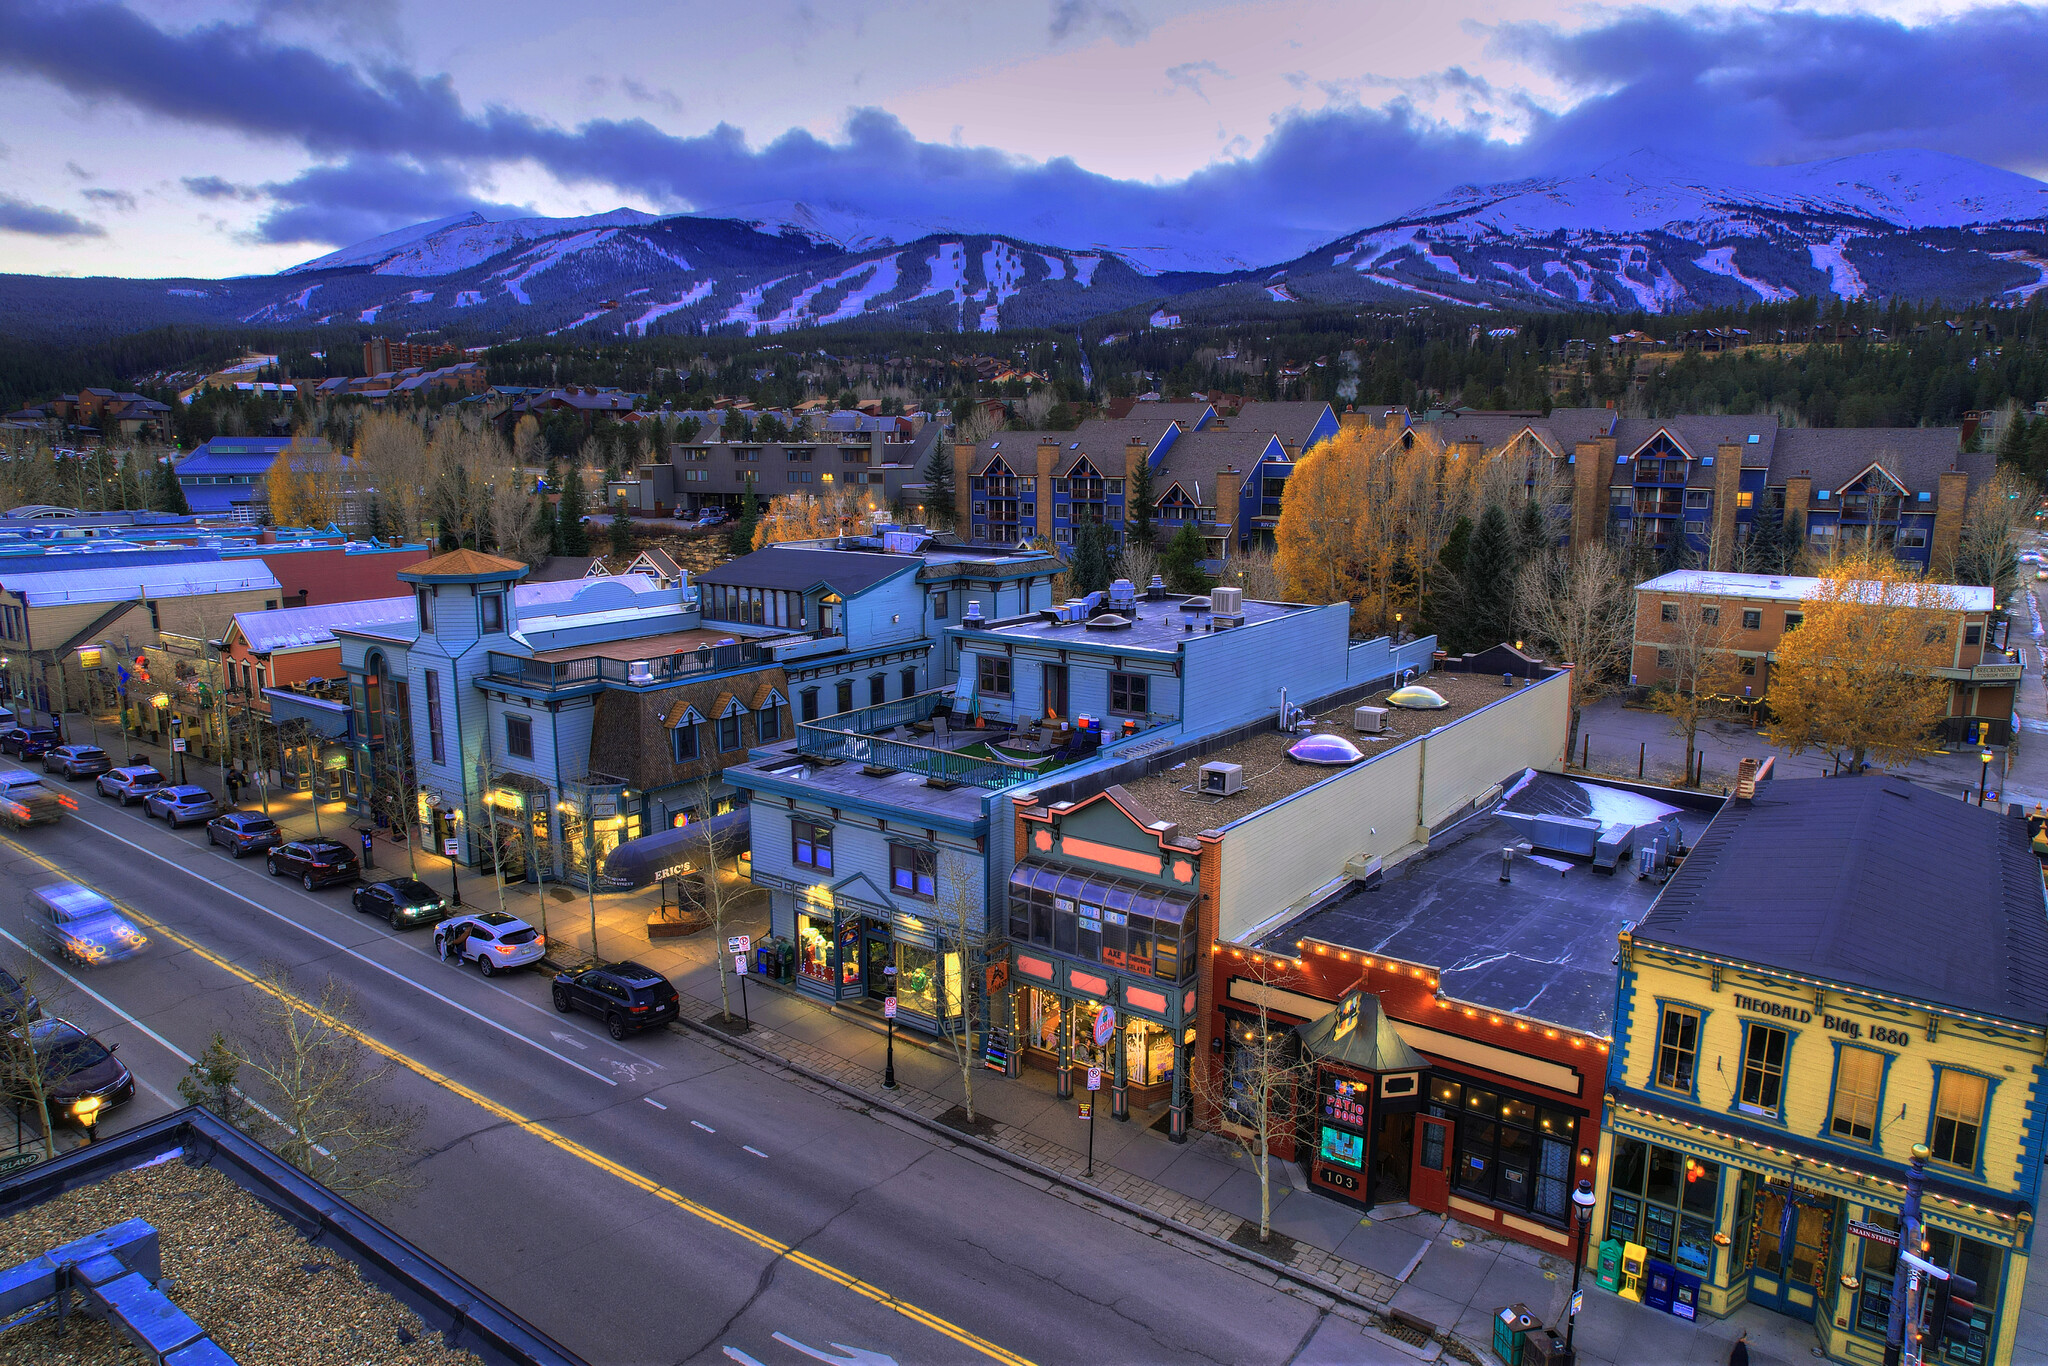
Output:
962 600 986 628
1084 613 1132 630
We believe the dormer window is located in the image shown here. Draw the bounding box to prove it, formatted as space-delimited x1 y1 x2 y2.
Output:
416 588 433 634
479 591 504 633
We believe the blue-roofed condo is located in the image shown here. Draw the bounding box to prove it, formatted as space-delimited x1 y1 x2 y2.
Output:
176 437 336 522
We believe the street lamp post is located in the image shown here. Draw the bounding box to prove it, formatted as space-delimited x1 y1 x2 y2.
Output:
1979 749 1994 806
1568 1175 1597 1357
883 964 898 1089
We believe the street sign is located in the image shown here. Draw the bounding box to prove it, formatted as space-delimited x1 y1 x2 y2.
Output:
171 739 186 753
1093 1006 1115 1046
1569 1290 1584 1319
1849 1220 1902 1247
883 997 897 1019
1086 1066 1103 1091
728 935 751 954
733 954 748 974
442 838 459 857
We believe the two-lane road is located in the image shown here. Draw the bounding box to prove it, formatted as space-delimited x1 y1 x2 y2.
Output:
0 792 1390 1366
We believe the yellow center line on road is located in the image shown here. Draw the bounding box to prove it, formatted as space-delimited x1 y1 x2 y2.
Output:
2 834 1035 1366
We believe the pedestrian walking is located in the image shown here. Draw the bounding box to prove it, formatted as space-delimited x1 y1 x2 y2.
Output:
225 768 243 805
1727 1330 1749 1366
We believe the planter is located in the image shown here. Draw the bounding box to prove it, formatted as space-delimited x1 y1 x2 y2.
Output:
647 914 708 940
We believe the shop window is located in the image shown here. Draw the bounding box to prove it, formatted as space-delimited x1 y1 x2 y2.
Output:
1930 1069 1987 1170
1924 1226 2002 1364
673 723 699 762
1737 1023 1789 1116
792 819 832 871
504 713 533 760
1745 1178 1831 1290
1855 1209 1900 1337
1654 1006 1700 1093
1608 1136 1720 1275
890 843 936 899
795 912 836 986
978 655 1012 698
1742 609 1761 630
717 713 742 752
894 942 960 1019
1428 1078 1578 1223
1109 672 1149 717
757 707 781 743
424 670 445 764
1830 1046 1884 1142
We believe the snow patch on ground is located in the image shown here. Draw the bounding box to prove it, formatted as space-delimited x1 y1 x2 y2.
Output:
816 256 901 326
496 228 621 305
1420 247 1471 279
166 288 209 297
909 243 968 307
1038 254 1066 282
1606 259 1686 311
1579 783 1682 827
1070 254 1102 287
1148 308 1183 328
720 275 791 330
1692 246 1797 301
1330 247 1357 266
546 308 611 336
1994 251 2048 300
626 280 714 335
1264 283 1297 302
453 290 484 308
761 257 902 333
1807 236 1868 298
358 305 383 323
407 289 434 304
288 285 319 309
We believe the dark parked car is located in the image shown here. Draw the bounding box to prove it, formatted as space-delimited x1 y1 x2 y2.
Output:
0 966 41 1027
144 784 220 828
43 745 112 779
1 727 62 760
206 810 282 858
266 839 361 890
351 878 450 929
0 1017 134 1129
96 766 166 805
551 960 680 1038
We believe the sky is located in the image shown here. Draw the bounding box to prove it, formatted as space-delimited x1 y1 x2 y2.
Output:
1 0 2046 278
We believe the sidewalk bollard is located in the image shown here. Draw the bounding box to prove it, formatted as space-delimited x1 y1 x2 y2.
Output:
1638 742 1645 778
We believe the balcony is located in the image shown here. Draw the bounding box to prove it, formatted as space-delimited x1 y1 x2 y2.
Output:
796 688 1043 789
484 642 766 693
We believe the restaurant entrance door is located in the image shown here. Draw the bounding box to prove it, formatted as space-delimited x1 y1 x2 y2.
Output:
1412 1115 1453 1213
1374 1111 1414 1206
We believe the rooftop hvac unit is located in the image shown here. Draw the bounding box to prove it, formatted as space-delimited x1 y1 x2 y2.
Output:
1353 706 1388 734
1199 761 1244 796
627 660 653 684
1210 587 1244 623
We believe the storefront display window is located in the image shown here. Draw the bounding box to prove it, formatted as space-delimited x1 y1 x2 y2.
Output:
1430 1078 1577 1223
894 942 961 1020
1924 1228 2000 1365
1854 1210 1899 1338
1007 864 1197 981
796 913 835 985
1123 1018 1174 1086
1021 988 1176 1088
1319 1126 1364 1167
1609 1137 1720 1275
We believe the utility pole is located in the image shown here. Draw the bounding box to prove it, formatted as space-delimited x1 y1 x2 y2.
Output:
1885 1143 1931 1366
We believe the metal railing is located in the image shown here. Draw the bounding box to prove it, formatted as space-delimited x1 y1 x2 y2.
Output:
484 642 765 690
795 687 1042 789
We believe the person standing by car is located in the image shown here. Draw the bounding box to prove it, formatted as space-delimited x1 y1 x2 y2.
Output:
440 920 472 963
224 768 242 805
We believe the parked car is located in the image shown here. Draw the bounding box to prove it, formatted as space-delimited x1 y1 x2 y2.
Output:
435 911 544 976
265 840 361 890
25 882 146 965
0 1017 135 1129
206 810 283 858
0 770 68 827
0 727 62 760
96 766 166 805
696 508 728 526
43 745 112 779
0 965 41 1027
351 878 450 929
144 784 221 828
551 961 679 1038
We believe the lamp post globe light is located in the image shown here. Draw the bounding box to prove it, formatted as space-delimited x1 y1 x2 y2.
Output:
1979 748 1994 806
1568 1174 1597 1356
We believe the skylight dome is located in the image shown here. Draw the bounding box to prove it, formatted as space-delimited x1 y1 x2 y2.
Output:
1387 685 1449 710
1288 733 1365 766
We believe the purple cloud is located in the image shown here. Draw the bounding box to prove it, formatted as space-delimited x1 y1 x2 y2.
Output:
81 186 136 210
182 175 259 201
0 193 105 237
252 154 528 244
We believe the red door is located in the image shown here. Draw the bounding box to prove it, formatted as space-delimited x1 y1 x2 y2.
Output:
1411 1115 1453 1213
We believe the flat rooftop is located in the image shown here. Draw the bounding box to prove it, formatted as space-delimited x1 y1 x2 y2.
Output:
1124 671 1513 831
973 594 1306 655
747 743 993 823
528 626 754 664
1637 569 1995 611
1264 771 1718 1037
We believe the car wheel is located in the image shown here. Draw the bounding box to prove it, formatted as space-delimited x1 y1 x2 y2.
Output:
388 911 407 930
552 987 573 1013
231 844 246 858
302 873 316 891
477 956 496 978
266 858 279 875
606 1014 628 1040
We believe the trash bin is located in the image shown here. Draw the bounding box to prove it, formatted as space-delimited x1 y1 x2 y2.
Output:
1670 1269 1703 1321
777 938 796 981
1517 1327 1572 1366
1493 1305 1537 1365
1643 1258 1677 1315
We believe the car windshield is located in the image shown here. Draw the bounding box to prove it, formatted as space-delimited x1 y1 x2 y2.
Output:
40 1033 112 1072
391 881 439 904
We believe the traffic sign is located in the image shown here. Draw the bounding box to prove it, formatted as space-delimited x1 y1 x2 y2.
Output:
442 838 459 857
171 739 186 753
733 954 748 974
884 997 897 1019
1086 1066 1103 1091
728 935 751 954
1093 1006 1115 1046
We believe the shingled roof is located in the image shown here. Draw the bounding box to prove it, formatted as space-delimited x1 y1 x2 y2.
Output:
1634 776 2048 1025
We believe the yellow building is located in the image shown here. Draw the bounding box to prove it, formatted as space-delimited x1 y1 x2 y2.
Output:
1601 774 2043 1364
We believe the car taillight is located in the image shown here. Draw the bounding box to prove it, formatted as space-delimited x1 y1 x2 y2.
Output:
630 1004 649 1012
56 794 76 810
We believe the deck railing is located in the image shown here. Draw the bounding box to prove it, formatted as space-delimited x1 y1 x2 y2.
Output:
795 687 1041 789
484 642 764 690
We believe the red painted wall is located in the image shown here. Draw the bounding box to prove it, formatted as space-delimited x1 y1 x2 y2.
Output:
225 544 425 607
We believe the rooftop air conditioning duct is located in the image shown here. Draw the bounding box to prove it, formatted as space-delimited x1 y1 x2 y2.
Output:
1210 586 1245 625
1199 761 1243 796
1353 706 1387 733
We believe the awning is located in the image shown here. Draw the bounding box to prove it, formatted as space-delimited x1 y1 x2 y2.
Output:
1008 861 1196 925
261 688 353 740
1297 989 1429 1072
599 808 750 889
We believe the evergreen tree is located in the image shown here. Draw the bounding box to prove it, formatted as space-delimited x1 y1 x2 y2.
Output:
729 484 759 556
557 467 591 555
608 500 634 559
1516 499 1549 562
535 492 559 558
1744 493 1788 574
1997 414 2031 470
921 440 955 527
152 456 190 515
1437 515 1474 578
1127 457 1156 547
1458 504 1518 649
1161 523 1214 594
1069 520 1111 595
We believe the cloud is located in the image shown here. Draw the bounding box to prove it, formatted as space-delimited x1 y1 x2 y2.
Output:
81 186 136 210
0 193 106 238
1164 60 1225 102
250 154 528 246
2 1 2045 265
182 175 259 201
64 160 93 179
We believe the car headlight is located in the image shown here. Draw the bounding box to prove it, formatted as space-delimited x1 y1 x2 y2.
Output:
72 1095 102 1119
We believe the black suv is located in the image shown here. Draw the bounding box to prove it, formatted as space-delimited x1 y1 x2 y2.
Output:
0 965 41 1027
2 727 62 760
265 839 361 889
551 961 680 1038
207 810 283 858
352 878 450 929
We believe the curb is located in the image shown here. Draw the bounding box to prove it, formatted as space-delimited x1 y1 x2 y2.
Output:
663 1010 1447 1359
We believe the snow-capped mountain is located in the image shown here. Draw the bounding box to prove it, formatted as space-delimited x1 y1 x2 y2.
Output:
4 150 2046 342
1260 149 2048 313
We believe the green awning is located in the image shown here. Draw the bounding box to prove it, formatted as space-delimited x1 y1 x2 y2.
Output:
1297 989 1428 1072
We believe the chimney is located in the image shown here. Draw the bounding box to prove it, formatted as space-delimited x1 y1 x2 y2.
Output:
1711 441 1742 571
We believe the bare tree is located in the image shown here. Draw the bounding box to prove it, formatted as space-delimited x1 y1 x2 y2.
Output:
228 966 423 1200
1188 957 1313 1245
666 778 750 1024
952 405 1001 452
1513 543 1638 761
1640 590 1750 785
354 412 430 543
924 856 1006 1126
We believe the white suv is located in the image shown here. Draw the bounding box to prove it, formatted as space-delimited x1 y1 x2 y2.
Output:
434 911 544 976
